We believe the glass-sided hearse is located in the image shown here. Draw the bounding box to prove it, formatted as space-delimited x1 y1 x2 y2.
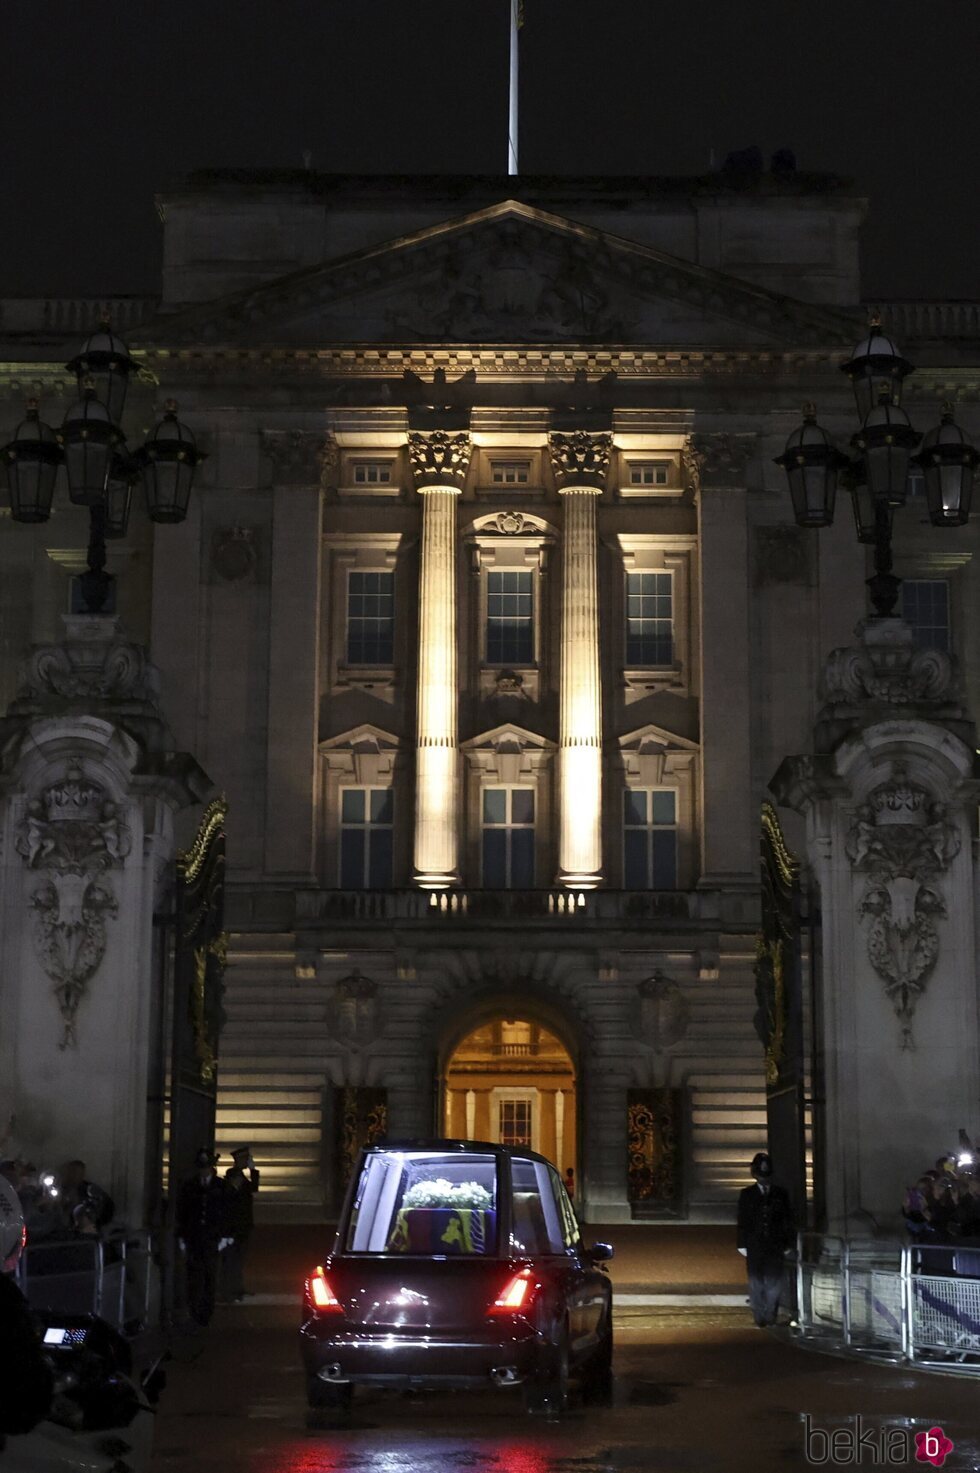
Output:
300 1139 613 1415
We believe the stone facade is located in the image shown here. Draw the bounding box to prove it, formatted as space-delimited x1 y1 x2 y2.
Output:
2 169 979 1222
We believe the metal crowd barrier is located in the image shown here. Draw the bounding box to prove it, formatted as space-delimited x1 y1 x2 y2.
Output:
14 1228 158 1332
795 1232 980 1374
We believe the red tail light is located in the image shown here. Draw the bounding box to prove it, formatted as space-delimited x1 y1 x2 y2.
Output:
489 1267 536 1314
305 1265 342 1315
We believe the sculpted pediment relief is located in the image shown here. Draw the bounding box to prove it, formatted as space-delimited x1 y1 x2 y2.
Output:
146 201 857 350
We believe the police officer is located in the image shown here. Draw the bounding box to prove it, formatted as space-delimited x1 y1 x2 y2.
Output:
222 1145 260 1301
736 1151 796 1327
0 1173 54 1446
176 1149 233 1327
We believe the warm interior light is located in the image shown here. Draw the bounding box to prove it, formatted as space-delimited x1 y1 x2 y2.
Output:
490 1267 535 1313
307 1265 343 1313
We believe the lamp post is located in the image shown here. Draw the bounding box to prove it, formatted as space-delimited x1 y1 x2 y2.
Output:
776 313 978 618
1 319 203 614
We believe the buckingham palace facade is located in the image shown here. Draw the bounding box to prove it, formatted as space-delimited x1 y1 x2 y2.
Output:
3 166 979 1221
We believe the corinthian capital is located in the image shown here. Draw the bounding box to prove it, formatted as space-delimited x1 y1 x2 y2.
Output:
548 430 612 492
408 430 472 491
686 433 757 489
259 429 333 485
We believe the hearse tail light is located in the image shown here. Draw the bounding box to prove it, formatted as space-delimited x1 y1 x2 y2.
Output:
489 1267 536 1314
305 1265 343 1314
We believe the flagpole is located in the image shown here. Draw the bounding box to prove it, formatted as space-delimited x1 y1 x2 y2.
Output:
507 0 520 176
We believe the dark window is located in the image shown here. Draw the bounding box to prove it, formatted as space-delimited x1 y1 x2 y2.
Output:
625 572 673 665
347 571 394 664
624 789 678 889
487 570 534 664
340 787 393 888
901 579 950 653
482 787 535 888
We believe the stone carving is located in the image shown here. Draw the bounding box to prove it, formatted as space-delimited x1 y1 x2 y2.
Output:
823 633 956 710
18 637 157 706
259 429 332 485
548 430 612 490
494 669 525 694
210 525 258 582
16 763 131 1049
845 764 960 1049
407 430 472 489
685 433 757 489
333 970 382 1049
492 511 526 535
634 971 690 1051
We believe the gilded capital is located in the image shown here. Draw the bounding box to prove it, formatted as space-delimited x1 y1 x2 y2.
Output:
408 430 472 491
548 430 612 492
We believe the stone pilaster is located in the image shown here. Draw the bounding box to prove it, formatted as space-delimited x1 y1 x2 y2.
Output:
409 431 471 887
550 430 610 887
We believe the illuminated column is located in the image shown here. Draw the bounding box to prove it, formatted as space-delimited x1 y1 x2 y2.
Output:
550 430 611 887
409 429 472 887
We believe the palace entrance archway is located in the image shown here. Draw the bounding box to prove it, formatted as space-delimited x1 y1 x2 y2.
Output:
443 1016 578 1181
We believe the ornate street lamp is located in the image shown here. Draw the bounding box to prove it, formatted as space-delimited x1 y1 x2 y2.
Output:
777 316 978 620
1 322 203 614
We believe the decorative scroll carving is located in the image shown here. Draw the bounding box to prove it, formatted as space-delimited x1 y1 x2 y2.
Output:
823 639 956 709
846 764 960 1048
407 430 472 490
548 429 612 490
17 638 157 707
627 1088 682 1209
15 763 131 1049
492 511 527 535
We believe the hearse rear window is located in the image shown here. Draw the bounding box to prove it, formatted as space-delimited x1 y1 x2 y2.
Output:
346 1150 499 1255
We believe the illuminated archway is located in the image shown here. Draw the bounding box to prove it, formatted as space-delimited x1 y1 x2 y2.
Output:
443 1014 578 1182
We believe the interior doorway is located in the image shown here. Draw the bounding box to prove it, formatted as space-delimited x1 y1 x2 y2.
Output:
443 1016 577 1183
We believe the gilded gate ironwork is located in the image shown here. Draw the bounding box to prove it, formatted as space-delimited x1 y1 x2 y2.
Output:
169 799 227 1194
627 1087 682 1213
753 801 807 1225
323 1086 388 1214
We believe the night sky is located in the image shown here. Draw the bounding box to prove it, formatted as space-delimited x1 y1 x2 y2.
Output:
2 0 976 302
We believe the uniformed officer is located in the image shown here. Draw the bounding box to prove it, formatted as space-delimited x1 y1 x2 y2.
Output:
176 1149 233 1327
736 1151 796 1327
222 1145 260 1301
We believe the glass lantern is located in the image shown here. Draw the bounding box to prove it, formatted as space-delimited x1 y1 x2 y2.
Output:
840 311 913 422
1 399 62 523
774 405 848 527
135 400 203 524
61 383 123 506
851 386 920 508
912 403 978 528
65 318 138 426
104 449 135 538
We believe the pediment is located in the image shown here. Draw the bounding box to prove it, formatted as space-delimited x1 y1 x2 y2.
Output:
461 722 556 753
618 724 699 785
619 722 700 754
146 200 857 350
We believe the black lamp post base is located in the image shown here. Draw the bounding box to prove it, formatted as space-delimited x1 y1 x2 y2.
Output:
866 569 901 620
77 566 115 615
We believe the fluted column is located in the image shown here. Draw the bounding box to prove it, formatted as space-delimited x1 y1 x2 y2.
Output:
550 430 611 887
409 430 472 887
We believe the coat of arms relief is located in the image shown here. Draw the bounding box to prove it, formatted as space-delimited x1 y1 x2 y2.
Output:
16 762 131 1049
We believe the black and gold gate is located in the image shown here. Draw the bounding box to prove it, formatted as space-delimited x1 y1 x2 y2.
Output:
322 1087 388 1217
753 802 807 1225
169 799 227 1195
627 1088 683 1216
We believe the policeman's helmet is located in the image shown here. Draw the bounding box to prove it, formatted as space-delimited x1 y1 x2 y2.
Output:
193 1148 218 1170
0 1173 26 1273
750 1152 773 1179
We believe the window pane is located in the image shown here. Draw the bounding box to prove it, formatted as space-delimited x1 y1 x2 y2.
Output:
652 830 678 889
487 570 534 664
340 827 365 887
625 571 673 665
624 829 649 888
510 828 535 888
483 828 507 887
368 827 393 888
651 790 676 825
341 789 365 824
510 789 535 826
624 789 648 826
510 1157 562 1253
370 788 393 824
347 571 394 664
901 579 950 653
483 788 507 824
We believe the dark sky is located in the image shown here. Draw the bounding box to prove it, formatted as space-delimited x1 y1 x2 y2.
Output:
3 0 977 301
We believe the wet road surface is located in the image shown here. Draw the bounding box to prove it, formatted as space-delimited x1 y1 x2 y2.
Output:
148 1303 980 1473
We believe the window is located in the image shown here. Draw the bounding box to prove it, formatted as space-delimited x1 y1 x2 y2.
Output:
482 786 535 888
345 1149 498 1255
486 570 534 664
628 460 670 487
346 571 394 664
624 789 678 889
626 572 673 665
499 1097 533 1147
352 461 392 486
510 1157 565 1254
901 579 950 653
490 459 531 485
340 787 393 888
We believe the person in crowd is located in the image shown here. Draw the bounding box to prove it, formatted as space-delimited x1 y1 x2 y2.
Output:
60 1159 115 1233
563 1167 575 1202
222 1145 260 1302
956 1174 980 1238
176 1149 233 1328
736 1151 796 1328
903 1175 937 1240
0 1171 54 1446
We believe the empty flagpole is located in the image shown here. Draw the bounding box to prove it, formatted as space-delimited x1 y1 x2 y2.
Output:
507 0 522 175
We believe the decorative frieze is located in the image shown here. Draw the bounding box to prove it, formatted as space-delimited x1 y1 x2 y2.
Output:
407 429 472 490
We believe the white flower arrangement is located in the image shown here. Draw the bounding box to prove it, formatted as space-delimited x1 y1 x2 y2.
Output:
403 1178 493 1210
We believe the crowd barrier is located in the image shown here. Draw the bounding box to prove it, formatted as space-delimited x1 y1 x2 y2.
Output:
795 1233 980 1374
14 1228 158 1332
